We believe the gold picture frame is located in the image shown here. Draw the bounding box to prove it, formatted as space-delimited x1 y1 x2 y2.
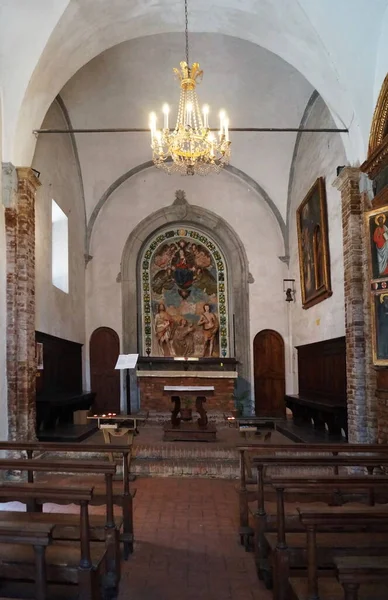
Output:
366 205 388 365
296 177 332 309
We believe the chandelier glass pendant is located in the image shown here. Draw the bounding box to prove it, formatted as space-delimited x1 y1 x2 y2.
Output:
149 0 231 176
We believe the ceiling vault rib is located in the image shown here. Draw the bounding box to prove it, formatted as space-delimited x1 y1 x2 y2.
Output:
33 127 348 135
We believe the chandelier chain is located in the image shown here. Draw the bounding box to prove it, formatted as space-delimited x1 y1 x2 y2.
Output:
185 0 189 70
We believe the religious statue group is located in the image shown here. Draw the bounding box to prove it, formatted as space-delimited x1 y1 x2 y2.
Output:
151 239 220 357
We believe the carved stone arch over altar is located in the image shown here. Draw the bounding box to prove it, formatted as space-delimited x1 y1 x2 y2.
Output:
121 191 251 407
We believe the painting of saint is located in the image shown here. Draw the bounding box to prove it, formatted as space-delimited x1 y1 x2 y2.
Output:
154 303 174 356
368 210 388 279
198 303 219 357
172 318 195 356
372 292 388 364
296 177 332 309
142 228 228 358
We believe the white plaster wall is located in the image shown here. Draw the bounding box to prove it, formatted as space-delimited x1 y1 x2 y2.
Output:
288 96 347 392
61 33 313 223
33 101 85 344
85 168 288 390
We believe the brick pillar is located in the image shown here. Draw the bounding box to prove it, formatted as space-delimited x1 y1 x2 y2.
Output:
333 167 368 443
5 166 41 441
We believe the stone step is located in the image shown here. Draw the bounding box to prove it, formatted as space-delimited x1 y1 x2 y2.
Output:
131 456 240 479
133 444 237 460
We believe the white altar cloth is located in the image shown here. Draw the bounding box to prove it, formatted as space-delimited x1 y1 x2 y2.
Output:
164 385 215 392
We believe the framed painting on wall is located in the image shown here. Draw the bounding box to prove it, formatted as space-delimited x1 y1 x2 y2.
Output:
296 177 332 309
366 205 388 365
366 206 388 281
371 291 388 365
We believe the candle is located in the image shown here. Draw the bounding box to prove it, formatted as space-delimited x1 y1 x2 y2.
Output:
219 110 226 137
162 104 169 130
208 132 215 157
202 104 209 128
224 118 229 142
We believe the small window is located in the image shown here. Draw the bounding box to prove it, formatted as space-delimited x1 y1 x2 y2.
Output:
51 200 69 293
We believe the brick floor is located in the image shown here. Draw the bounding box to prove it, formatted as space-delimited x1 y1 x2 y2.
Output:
116 477 271 600
0 477 272 600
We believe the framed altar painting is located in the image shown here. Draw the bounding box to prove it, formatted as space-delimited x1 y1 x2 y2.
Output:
367 205 388 365
296 177 332 309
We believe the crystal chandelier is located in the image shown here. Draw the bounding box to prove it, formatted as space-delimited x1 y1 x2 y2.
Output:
149 0 231 176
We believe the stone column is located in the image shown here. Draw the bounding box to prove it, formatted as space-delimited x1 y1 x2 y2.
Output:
333 167 369 443
4 165 41 441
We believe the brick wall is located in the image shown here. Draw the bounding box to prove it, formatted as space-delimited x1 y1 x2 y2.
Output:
5 168 40 441
138 376 235 412
334 168 368 443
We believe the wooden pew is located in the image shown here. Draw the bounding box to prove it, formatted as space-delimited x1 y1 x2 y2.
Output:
0 441 135 559
290 505 388 600
268 477 388 600
0 520 54 600
250 453 388 589
0 483 105 600
334 556 388 600
0 458 121 591
237 442 388 545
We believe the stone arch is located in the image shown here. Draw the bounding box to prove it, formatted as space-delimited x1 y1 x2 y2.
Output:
368 73 388 157
121 192 251 407
86 161 286 260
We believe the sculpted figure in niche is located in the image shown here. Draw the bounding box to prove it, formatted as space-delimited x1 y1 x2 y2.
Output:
154 303 174 356
173 318 195 357
198 303 219 357
373 214 388 276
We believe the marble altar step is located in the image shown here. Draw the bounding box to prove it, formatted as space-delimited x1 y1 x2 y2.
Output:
143 411 232 426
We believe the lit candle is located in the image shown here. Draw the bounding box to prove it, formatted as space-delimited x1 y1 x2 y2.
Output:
162 104 170 130
219 110 226 137
202 104 209 129
186 102 193 127
149 112 156 141
208 132 215 157
224 117 229 142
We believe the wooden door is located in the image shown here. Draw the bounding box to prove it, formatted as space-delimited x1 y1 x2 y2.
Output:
90 327 120 415
254 330 285 418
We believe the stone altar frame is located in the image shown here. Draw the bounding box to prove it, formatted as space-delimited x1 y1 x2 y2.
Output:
121 192 251 410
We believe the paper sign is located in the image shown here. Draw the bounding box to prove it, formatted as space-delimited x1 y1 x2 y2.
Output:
115 354 139 370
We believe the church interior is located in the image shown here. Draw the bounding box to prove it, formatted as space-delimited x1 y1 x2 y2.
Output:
1 0 388 598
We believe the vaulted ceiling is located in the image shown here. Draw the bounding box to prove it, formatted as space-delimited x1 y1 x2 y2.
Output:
1 0 388 165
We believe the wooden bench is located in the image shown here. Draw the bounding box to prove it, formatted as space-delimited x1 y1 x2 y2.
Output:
0 440 136 558
335 556 388 600
268 477 388 600
250 453 388 589
289 506 388 600
0 459 121 591
0 483 106 600
236 443 388 549
0 520 54 600
0 444 135 558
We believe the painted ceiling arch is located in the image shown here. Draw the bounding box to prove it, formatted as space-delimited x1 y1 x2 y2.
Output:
2 0 388 165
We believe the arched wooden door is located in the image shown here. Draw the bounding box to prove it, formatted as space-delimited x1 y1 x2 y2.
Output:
90 327 120 415
254 330 285 417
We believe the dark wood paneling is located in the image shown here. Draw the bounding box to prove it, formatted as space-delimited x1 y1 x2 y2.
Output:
296 336 346 404
35 331 82 396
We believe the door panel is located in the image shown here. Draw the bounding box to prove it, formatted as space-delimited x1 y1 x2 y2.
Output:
90 327 120 415
254 330 285 417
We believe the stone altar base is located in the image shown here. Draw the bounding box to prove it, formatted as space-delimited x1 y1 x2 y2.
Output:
163 422 217 442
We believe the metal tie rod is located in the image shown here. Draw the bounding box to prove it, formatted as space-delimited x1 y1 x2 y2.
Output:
33 127 348 134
